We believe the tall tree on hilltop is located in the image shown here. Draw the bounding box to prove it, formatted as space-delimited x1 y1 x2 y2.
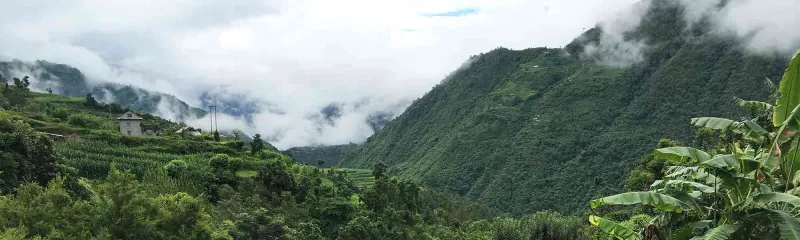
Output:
84 93 98 107
251 134 264 154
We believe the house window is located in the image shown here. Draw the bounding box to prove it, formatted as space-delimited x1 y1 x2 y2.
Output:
126 122 130 126
127 131 131 135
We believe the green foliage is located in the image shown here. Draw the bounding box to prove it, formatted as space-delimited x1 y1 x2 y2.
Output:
286 144 357 167
2 76 30 107
250 134 264 154
67 113 105 128
773 51 800 127
339 1 787 214
591 90 800 239
0 88 597 240
84 93 98 107
0 112 57 193
589 215 639 240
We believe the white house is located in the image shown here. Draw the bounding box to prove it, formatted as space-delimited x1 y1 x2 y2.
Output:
118 111 143 136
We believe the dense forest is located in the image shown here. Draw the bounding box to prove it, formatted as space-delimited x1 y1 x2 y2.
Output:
340 0 788 214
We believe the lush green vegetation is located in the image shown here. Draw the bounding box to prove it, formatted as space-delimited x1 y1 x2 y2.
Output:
287 144 358 167
0 79 597 239
590 51 800 239
340 0 788 214
0 60 205 121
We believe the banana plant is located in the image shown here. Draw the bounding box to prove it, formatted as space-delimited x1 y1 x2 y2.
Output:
590 51 800 240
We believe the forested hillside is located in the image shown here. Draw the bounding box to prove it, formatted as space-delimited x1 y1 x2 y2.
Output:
340 0 789 214
286 144 358 167
0 80 599 239
0 60 205 121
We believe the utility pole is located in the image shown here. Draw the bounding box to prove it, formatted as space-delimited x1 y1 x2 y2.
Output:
208 105 218 133
209 105 215 132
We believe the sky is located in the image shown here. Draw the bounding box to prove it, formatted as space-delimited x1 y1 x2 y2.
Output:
0 0 796 149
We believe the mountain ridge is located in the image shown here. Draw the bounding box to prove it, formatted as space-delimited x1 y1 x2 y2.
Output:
0 59 206 121
339 0 789 214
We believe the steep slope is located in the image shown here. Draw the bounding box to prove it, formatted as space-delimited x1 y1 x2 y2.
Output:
0 60 205 120
341 1 788 214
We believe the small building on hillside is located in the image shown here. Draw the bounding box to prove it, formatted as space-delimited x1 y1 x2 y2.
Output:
175 126 202 136
118 111 143 136
44 133 64 142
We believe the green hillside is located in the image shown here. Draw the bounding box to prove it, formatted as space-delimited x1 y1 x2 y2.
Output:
286 144 358 167
340 1 788 214
0 80 600 239
0 60 206 121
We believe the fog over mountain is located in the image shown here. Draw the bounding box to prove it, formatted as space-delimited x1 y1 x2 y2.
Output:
0 0 797 149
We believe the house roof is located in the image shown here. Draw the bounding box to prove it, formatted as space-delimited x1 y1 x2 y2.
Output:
117 111 143 120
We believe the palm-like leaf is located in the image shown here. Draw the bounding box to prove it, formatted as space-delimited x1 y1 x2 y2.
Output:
751 209 800 240
773 51 800 127
652 180 715 193
654 147 711 164
589 215 640 240
692 117 735 130
590 192 691 213
690 224 739 240
753 192 800 207
701 154 738 171
734 96 774 113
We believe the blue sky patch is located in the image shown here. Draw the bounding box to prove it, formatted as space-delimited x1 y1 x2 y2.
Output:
421 7 479 17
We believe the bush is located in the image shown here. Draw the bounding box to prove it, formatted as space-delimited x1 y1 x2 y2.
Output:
67 114 103 128
210 154 230 169
164 160 189 178
224 141 245 151
51 108 69 121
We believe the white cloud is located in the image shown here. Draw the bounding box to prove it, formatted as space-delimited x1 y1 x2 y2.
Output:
0 0 657 149
585 0 800 67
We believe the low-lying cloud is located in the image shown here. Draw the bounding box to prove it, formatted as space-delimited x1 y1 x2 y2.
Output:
585 0 800 67
24 0 800 149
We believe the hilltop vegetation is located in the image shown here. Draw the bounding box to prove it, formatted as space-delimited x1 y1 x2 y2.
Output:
0 78 598 239
340 0 788 214
0 60 205 121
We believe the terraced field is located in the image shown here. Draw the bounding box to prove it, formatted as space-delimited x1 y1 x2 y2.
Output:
336 168 374 189
56 140 221 178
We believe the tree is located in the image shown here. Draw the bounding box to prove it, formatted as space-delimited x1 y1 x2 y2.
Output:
0 112 58 193
251 134 264 154
214 131 221 142
84 93 98 107
590 51 800 240
372 162 387 180
6 77 30 107
46 87 53 94
317 159 326 167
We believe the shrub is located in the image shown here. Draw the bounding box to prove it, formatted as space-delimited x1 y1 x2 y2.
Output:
164 160 189 178
67 114 103 128
210 154 230 169
51 108 69 120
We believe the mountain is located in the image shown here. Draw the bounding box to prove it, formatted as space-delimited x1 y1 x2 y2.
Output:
339 0 789 214
0 60 205 121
